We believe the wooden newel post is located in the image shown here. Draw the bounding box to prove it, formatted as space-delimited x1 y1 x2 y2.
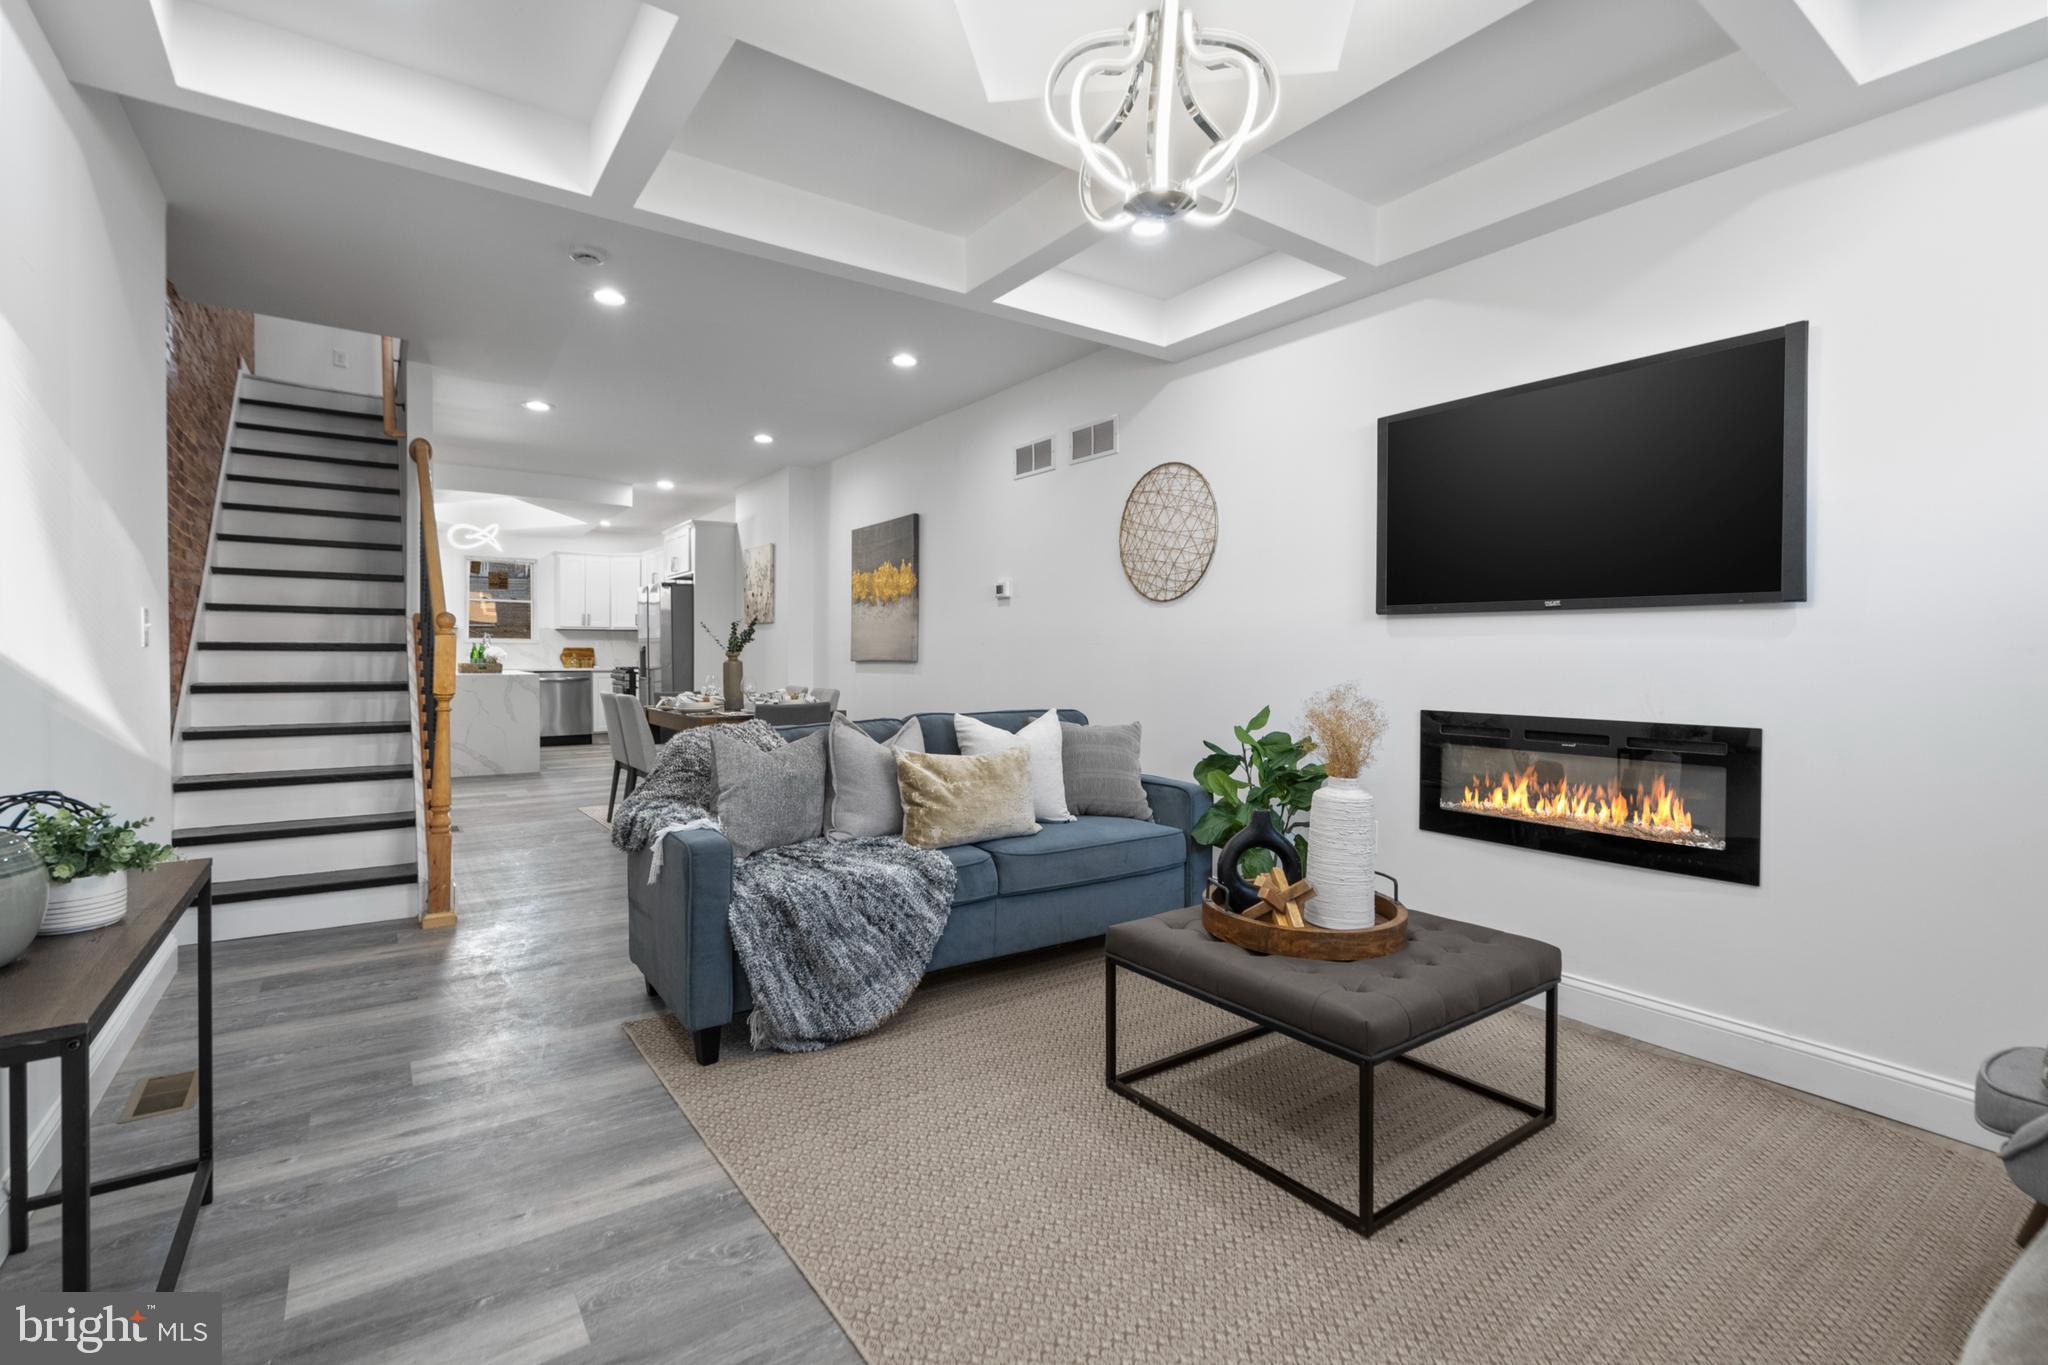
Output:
412 437 459 931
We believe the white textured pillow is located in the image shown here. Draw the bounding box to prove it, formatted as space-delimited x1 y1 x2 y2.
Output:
953 710 1075 823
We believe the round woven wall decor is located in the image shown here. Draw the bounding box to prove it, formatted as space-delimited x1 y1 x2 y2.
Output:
1119 462 1218 602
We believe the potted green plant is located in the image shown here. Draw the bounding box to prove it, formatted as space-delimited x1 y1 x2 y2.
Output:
24 801 175 935
1191 706 1328 876
702 619 759 711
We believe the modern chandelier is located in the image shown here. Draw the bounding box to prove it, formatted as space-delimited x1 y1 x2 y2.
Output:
1043 0 1279 237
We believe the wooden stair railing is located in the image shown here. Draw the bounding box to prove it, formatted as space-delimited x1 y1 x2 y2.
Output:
410 436 457 931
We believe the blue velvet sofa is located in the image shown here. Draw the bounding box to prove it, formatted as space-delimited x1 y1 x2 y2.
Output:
626 708 1211 1064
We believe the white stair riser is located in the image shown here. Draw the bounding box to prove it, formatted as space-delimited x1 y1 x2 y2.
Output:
190 650 407 685
220 507 402 540
184 690 409 726
240 377 383 415
175 777 415 824
201 611 405 645
179 730 412 776
222 480 400 516
179 826 416 881
228 451 402 490
207 575 405 609
213 541 405 574
192 881 420 944
230 423 397 457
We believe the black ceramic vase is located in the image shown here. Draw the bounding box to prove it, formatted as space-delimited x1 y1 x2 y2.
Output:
1215 809 1304 911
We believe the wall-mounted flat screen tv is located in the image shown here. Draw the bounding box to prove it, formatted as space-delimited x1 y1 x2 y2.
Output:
1377 323 1807 614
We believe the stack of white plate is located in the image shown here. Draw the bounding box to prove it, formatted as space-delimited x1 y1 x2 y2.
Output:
39 874 129 935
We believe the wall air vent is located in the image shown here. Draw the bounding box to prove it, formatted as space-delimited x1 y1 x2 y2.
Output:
1071 418 1117 463
1014 437 1054 479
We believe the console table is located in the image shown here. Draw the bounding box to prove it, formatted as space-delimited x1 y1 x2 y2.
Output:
2 859 213 1289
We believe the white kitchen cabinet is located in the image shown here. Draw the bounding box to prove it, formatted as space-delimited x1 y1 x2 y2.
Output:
661 523 694 578
551 552 642 630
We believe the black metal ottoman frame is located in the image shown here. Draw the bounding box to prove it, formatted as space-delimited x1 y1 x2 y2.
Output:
1104 956 1557 1237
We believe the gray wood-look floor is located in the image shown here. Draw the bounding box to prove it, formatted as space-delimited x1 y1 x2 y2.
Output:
0 746 857 1365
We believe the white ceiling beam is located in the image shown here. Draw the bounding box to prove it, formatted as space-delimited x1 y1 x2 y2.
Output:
432 461 635 510
1696 0 1859 104
962 175 1101 302
587 10 732 208
1228 157 1381 274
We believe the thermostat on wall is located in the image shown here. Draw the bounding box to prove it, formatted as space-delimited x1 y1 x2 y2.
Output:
994 578 1013 603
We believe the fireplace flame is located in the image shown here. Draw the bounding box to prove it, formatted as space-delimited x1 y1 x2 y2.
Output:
1454 766 1720 847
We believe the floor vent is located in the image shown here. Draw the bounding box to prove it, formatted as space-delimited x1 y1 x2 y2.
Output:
118 1071 198 1123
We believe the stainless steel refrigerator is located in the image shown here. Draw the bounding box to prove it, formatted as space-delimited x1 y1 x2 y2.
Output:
637 578 695 703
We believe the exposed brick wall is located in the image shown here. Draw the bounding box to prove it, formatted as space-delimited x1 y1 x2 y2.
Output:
166 282 253 713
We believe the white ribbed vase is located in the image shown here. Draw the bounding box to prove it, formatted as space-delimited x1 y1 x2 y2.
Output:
1304 778 1377 929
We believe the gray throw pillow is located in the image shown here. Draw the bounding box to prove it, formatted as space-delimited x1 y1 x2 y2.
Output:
826 715 925 840
711 729 827 858
1060 722 1152 819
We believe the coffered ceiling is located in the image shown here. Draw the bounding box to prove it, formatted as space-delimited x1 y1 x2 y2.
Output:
26 0 2046 531
32 0 2046 361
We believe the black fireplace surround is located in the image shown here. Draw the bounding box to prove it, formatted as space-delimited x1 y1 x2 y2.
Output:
1420 711 1761 885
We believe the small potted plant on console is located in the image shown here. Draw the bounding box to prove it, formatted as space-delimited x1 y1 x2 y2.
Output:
11 793 175 935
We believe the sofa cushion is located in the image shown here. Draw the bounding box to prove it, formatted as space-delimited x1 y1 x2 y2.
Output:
941 844 998 906
826 715 925 839
977 815 1184 896
955 709 1075 823
710 729 826 858
1061 721 1151 819
913 709 1087 756
897 748 1039 848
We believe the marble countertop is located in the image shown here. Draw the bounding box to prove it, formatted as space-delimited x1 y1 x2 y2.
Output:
458 668 536 679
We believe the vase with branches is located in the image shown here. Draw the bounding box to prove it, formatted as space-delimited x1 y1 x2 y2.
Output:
1300 683 1390 928
703 619 759 710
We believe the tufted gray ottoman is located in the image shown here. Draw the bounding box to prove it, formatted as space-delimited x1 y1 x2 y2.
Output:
1105 903 1562 1237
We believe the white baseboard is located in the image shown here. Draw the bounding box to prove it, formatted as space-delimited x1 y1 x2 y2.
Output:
0 937 179 1271
1548 971 1989 1150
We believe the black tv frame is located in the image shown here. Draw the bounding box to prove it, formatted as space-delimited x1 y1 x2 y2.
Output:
1375 322 1808 616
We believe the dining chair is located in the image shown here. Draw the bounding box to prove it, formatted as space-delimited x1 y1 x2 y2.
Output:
601 692 634 821
804 686 842 711
614 694 663 808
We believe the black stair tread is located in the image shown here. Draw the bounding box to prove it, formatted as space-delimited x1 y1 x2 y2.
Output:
182 722 409 740
226 473 401 496
222 501 401 524
212 567 404 583
239 397 388 422
213 863 418 904
189 682 407 693
195 641 404 651
204 603 404 616
216 533 403 551
232 445 398 472
234 421 397 447
174 764 412 792
173 811 415 846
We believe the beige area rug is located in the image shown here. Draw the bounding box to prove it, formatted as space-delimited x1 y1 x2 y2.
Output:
577 805 611 828
625 949 2021 1365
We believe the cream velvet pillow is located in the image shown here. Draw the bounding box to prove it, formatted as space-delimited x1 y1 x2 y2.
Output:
952 710 1075 823
896 747 1040 848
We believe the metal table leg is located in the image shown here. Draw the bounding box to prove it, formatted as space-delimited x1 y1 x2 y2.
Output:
60 1039 89 1290
7 1061 25 1254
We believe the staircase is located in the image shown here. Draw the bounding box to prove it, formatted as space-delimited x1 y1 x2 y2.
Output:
171 375 422 939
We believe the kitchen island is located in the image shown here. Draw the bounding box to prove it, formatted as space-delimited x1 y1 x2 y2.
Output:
451 669 541 777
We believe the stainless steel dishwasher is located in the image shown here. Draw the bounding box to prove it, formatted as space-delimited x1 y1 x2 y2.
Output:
536 670 594 745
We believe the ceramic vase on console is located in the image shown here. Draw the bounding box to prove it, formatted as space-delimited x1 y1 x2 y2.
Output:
40 870 129 936
722 656 744 711
0 830 47 966
1304 778 1377 929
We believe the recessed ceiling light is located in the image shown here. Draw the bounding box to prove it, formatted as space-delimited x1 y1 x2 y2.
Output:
522 399 552 412
656 479 674 491
599 519 611 527
1129 218 1167 239
891 352 918 369
753 432 774 445
592 286 626 307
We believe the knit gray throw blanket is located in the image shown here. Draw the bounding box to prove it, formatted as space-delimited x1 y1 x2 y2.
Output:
727 836 955 1052
612 718 956 1052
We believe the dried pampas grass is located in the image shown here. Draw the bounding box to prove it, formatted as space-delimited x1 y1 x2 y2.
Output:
1301 683 1388 779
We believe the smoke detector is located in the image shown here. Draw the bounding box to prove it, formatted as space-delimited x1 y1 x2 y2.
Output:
569 247 608 267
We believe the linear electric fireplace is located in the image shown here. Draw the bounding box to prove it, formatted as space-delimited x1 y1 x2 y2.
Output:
1420 711 1761 884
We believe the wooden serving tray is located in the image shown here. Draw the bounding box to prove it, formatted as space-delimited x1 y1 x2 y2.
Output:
1201 889 1408 962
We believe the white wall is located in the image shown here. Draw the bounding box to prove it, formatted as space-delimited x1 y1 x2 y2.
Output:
734 466 825 692
816 67 2048 1143
0 0 177 1258
254 312 381 395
